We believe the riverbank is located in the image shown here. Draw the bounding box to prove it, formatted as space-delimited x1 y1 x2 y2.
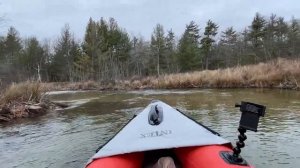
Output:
42 58 300 90
0 82 67 122
152 58 300 89
1 58 299 122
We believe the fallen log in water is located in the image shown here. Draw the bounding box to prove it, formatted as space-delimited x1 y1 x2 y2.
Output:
51 101 69 108
0 101 69 123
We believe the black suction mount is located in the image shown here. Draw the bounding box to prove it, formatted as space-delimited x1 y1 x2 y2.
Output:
221 101 266 165
148 105 163 125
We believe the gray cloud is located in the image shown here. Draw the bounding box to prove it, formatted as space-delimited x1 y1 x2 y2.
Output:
1 0 299 40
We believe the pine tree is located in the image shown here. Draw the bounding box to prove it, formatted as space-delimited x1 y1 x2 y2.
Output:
4 27 22 64
287 17 300 57
275 17 289 57
73 52 90 81
200 20 218 69
249 13 266 61
150 24 166 76
105 18 131 79
82 18 98 79
82 17 132 81
0 36 5 62
264 14 277 58
50 25 79 81
177 21 200 71
20 37 44 80
220 27 237 67
165 29 177 73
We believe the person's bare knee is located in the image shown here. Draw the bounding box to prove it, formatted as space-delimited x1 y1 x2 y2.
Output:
153 157 176 168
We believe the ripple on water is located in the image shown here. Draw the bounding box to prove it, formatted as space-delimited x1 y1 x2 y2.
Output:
128 89 213 96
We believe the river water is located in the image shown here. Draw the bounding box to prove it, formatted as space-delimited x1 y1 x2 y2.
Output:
1 89 300 168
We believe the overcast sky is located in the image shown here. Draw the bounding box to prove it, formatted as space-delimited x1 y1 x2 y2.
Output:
1 0 299 41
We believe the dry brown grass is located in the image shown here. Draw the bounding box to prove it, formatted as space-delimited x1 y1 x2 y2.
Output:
3 58 297 96
41 80 101 91
0 81 43 105
134 58 300 89
0 81 51 122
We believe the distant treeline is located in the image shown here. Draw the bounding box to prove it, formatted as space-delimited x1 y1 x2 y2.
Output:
0 13 300 85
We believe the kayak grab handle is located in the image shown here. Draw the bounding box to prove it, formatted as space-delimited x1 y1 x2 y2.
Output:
148 105 163 125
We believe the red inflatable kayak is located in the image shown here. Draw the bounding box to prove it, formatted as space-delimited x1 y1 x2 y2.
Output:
86 101 255 168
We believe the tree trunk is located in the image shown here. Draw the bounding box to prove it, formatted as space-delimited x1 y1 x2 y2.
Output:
37 64 41 82
157 53 160 76
205 55 209 70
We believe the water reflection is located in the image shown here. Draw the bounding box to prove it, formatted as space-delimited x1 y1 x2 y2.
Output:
1 89 300 168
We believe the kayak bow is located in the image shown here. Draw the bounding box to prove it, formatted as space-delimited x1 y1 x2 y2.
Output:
86 100 258 168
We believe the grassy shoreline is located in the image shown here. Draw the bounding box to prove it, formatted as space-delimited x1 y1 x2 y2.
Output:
42 58 300 91
1 58 299 122
152 58 300 89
